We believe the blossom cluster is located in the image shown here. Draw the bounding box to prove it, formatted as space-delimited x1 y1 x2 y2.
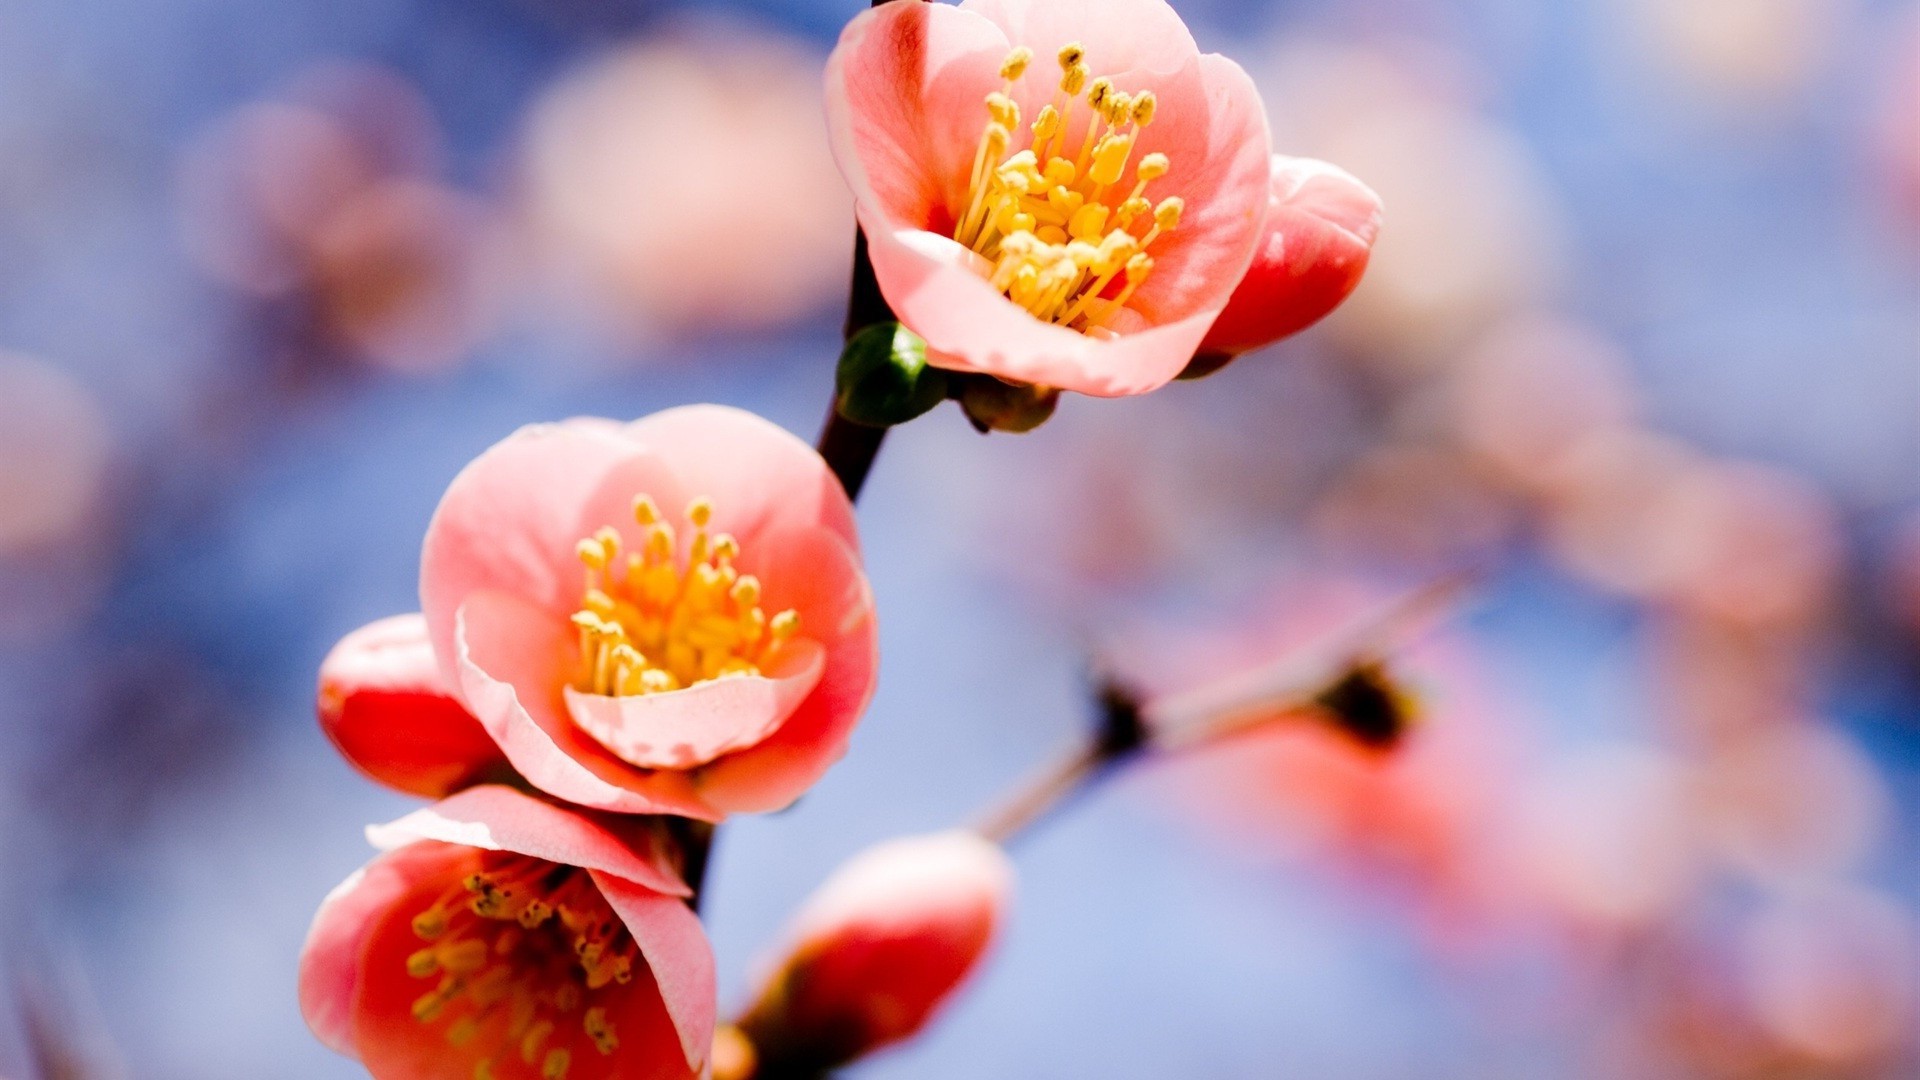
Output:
298 1 1379 1076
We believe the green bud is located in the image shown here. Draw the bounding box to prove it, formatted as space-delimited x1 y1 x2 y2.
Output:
955 375 1059 434
834 323 948 427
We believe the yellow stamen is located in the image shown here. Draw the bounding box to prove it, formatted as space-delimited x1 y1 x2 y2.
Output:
951 40 1182 331
408 856 642 1079
568 495 799 696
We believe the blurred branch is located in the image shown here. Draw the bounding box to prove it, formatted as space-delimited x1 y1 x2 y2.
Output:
974 572 1476 846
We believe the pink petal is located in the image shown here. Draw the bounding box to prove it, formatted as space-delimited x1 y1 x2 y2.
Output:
565 638 825 770
363 784 689 898
317 613 509 798
624 404 860 557
593 870 717 1074
824 0 1015 231
860 214 1223 397
297 841 460 1058
692 529 879 814
1198 155 1383 358
420 418 685 691
453 588 719 818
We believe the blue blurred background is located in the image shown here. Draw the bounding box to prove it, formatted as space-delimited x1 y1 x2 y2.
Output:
0 0 1914 1076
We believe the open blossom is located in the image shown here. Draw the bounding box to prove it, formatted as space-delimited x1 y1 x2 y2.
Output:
735 831 1013 1072
320 404 877 819
300 785 715 1080
825 0 1274 398
1193 155 1382 363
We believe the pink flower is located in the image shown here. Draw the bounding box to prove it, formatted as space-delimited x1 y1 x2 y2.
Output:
410 404 878 820
299 785 715 1080
737 831 1013 1070
319 613 509 799
825 0 1273 398
1193 155 1382 363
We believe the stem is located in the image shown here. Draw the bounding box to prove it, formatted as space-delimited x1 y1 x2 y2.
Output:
816 225 901 501
816 408 888 503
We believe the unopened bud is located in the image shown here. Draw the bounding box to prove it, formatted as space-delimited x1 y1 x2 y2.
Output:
738 832 1014 1071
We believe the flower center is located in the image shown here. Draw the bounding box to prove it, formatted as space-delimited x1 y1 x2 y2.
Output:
569 495 800 696
953 43 1183 334
406 853 637 1079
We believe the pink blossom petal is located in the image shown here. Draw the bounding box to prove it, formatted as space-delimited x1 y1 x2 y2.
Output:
565 638 826 770
317 613 507 798
593 870 716 1074
625 403 860 556
298 841 453 1056
824 0 1014 229
693 529 878 814
1198 155 1383 358
420 418 683 690
454 588 717 819
363 783 688 897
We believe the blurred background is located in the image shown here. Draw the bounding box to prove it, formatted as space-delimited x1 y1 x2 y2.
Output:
0 0 1914 1076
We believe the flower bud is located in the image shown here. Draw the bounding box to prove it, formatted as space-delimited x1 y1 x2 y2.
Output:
1188 155 1382 374
739 831 1014 1070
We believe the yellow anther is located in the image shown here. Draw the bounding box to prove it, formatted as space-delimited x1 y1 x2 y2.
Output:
542 1048 572 1079
686 498 713 529
575 538 607 570
1136 153 1169 182
711 533 739 562
986 92 1019 130
1057 43 1084 69
644 524 673 561
517 899 553 928
1085 77 1112 111
1068 202 1110 241
1042 157 1077 188
584 1006 619 1055
999 46 1033 81
406 948 440 977
1126 252 1153 278
1104 91 1133 126
729 575 761 608
1060 62 1088 96
1153 196 1184 232
1131 91 1158 126
447 1016 482 1048
633 494 660 525
1118 196 1150 227
413 908 450 940
1090 132 1135 187
1035 224 1067 245
439 939 490 974
412 986 456 1023
1031 105 1060 144
769 610 801 641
